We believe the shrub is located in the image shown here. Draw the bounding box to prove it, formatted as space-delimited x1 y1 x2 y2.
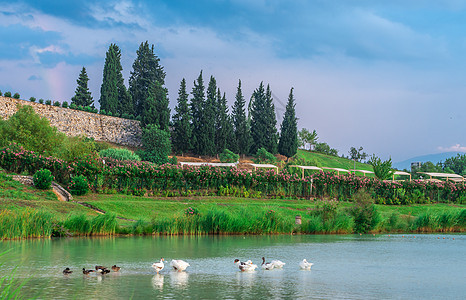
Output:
169 156 178 165
33 169 54 189
99 148 141 161
140 124 171 165
29 97 36 102
369 155 394 180
185 207 200 216
219 148 239 163
38 98 44 104
107 111 113 116
45 100 52 105
69 103 77 109
62 101 68 108
100 109 107 115
0 90 2 96
77 105 83 111
349 189 380 233
13 93 20 99
253 147 276 164
68 175 89 196
84 106 92 112
4 91 12 97
53 101 60 107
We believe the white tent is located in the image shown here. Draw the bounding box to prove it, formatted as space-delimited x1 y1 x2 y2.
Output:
249 163 279 174
289 165 323 179
179 162 238 168
417 172 464 182
322 167 350 175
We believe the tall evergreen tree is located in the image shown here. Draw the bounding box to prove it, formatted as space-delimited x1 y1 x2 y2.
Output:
129 41 166 116
71 67 94 107
203 76 217 156
278 88 298 158
250 82 278 154
172 78 192 154
190 71 206 155
99 44 120 114
215 89 236 153
141 81 170 130
232 80 250 155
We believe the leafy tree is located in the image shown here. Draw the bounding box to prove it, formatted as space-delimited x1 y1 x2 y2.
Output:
350 190 380 233
129 41 166 116
253 147 277 164
172 78 192 154
278 88 298 158
443 154 466 175
0 105 64 154
369 155 394 180
232 80 251 155
349 146 368 162
13 93 20 99
215 89 235 153
298 128 318 150
141 81 170 130
190 71 206 155
99 43 131 116
140 124 171 165
314 142 338 156
250 83 278 154
71 67 94 107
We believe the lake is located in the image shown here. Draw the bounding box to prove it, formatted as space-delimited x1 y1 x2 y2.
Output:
0 234 464 299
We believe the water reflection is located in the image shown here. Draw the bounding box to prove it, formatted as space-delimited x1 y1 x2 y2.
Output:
152 274 164 290
170 270 189 287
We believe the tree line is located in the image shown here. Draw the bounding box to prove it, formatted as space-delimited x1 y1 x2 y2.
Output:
71 41 298 161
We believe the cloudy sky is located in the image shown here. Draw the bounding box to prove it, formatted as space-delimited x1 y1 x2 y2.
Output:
1 0 466 162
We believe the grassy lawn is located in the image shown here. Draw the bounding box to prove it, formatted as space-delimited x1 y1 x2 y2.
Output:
296 149 374 172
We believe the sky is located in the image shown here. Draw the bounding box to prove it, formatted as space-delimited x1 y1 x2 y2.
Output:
1 0 466 162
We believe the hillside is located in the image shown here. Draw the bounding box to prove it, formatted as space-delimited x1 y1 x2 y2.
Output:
295 149 374 171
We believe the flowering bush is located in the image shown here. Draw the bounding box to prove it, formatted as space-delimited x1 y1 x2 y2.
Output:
185 207 199 216
68 175 89 196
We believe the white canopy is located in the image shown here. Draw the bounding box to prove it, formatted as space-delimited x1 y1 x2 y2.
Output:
289 165 323 179
322 167 350 175
418 172 464 182
350 169 374 176
249 163 279 173
179 162 238 168
392 170 412 181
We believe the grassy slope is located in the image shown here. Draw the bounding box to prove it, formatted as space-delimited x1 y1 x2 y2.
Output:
295 149 374 172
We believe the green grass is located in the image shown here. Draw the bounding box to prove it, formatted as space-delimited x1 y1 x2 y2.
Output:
296 149 373 171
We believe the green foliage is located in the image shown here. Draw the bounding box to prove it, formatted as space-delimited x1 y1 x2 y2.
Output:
350 190 380 233
200 76 218 156
215 89 235 153
29 97 36 102
141 124 171 164
56 135 96 162
33 169 53 190
298 128 318 150
71 66 94 107
0 90 2 96
190 71 207 155
53 101 60 107
141 81 170 130
443 154 466 175
45 100 51 105
314 142 338 156
13 93 20 99
349 146 368 162
169 156 178 165
253 147 276 164
62 101 68 108
185 207 200 216
69 102 76 109
4 91 11 97
38 98 44 104
232 79 251 155
0 105 65 155
278 88 298 158
172 78 192 154
250 83 278 154
0 209 54 239
68 175 89 196
369 155 394 180
99 148 141 161
219 148 239 163
129 41 166 116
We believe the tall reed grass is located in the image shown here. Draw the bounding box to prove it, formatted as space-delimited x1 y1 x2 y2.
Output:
0 209 53 239
63 213 118 235
0 251 29 299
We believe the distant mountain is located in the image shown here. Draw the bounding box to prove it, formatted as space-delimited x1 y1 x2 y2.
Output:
393 152 463 170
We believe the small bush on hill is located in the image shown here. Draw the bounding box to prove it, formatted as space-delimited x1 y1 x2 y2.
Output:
53 101 60 107
99 148 141 161
253 147 276 164
219 148 239 163
56 135 96 162
69 175 89 196
84 106 92 112
45 100 52 105
4 91 11 97
69 103 77 109
13 93 20 99
33 169 54 190
29 97 36 102
140 124 171 165
100 109 107 115
38 98 44 104
62 101 68 108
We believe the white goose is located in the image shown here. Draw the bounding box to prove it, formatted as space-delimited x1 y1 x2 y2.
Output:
152 258 165 273
271 259 286 268
299 259 313 270
170 259 190 272
234 259 257 272
261 257 275 270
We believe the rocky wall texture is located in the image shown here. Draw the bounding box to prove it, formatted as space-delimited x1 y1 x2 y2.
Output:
0 96 142 147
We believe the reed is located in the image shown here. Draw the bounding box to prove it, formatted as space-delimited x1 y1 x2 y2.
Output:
63 213 92 234
0 209 54 239
0 251 30 299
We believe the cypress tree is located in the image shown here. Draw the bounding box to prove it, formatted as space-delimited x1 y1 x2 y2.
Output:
278 88 298 158
129 41 166 116
250 82 278 154
71 67 94 108
203 76 217 156
190 71 206 155
172 78 192 154
99 44 120 114
141 81 170 130
215 89 235 153
232 80 250 155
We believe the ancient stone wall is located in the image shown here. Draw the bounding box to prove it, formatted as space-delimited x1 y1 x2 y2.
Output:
0 96 142 147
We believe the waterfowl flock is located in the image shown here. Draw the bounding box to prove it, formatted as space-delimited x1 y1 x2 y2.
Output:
63 258 313 275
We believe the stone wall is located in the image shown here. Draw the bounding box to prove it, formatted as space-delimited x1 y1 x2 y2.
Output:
0 96 142 147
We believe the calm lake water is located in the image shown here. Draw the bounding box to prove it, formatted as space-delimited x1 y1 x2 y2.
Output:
0 234 464 299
